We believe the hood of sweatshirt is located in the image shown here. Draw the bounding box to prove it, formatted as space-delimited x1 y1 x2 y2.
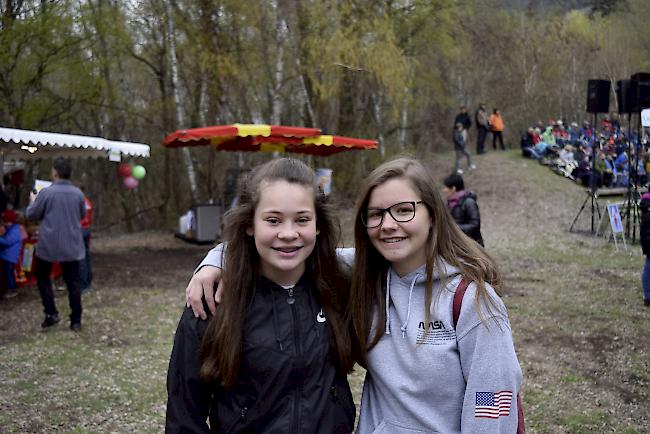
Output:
384 260 460 338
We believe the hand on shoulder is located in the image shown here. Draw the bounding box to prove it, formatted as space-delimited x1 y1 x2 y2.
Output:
186 265 223 320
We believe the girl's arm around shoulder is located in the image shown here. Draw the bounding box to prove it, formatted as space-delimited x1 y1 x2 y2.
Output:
186 244 354 319
186 244 226 319
198 243 355 270
456 282 523 434
166 307 214 433
196 244 225 272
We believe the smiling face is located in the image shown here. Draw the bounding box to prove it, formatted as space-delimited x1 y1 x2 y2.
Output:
366 177 432 276
247 180 318 286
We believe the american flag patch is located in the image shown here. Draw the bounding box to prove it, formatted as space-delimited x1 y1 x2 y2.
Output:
475 391 513 419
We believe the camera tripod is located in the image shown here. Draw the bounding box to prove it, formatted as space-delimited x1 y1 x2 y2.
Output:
569 188 602 233
569 125 604 234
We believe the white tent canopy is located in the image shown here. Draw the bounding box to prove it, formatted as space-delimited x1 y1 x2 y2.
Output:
0 127 150 161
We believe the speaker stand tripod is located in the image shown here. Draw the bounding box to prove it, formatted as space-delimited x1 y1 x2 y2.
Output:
569 189 602 233
570 116 603 234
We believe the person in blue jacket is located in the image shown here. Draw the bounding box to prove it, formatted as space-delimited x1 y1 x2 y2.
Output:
0 209 23 298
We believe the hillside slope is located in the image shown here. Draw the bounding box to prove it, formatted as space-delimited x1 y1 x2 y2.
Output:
443 151 649 432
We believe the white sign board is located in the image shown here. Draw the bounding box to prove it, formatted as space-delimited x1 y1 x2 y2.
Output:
607 204 624 234
108 149 122 162
642 109 650 127
34 179 52 193
316 168 333 196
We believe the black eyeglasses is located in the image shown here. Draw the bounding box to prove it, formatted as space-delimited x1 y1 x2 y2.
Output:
361 201 423 228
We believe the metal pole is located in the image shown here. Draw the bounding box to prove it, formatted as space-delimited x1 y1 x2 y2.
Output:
626 132 633 239
591 112 598 233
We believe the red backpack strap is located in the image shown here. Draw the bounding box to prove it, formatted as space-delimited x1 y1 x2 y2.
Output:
452 277 470 328
516 393 526 433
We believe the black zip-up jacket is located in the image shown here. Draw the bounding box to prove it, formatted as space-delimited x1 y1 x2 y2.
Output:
454 111 471 130
166 275 355 433
449 191 484 246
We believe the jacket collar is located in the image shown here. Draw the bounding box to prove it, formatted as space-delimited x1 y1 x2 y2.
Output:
258 272 310 293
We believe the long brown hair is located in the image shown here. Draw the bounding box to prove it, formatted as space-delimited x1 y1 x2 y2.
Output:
200 158 353 388
350 157 502 360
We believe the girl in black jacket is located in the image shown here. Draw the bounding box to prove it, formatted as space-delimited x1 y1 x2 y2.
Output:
166 158 355 433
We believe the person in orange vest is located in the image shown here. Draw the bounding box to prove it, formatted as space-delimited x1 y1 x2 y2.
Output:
489 108 506 150
80 193 93 294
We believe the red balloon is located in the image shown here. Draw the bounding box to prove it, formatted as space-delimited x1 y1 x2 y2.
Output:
118 163 132 177
123 176 139 190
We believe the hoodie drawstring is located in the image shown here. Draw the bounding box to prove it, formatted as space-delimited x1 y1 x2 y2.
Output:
385 271 392 335
401 272 420 338
385 268 421 338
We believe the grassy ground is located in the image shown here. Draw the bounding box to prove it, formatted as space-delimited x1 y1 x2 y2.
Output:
0 235 207 433
475 151 649 433
1 151 648 433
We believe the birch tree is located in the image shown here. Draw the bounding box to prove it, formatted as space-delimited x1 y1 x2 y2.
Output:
166 0 199 203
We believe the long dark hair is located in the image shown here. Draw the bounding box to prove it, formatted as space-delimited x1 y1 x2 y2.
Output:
350 157 502 360
200 158 353 388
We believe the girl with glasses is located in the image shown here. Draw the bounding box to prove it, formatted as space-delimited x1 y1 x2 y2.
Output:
186 157 523 433
350 157 522 433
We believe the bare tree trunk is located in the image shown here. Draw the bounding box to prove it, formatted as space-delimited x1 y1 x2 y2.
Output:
298 67 317 126
372 90 386 156
272 5 285 124
166 0 199 203
199 74 208 126
398 87 410 153
289 0 317 127
570 51 578 120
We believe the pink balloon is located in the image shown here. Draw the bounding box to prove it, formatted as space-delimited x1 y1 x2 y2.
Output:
123 176 139 190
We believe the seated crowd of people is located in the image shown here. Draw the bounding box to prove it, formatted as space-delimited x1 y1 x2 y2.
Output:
520 115 649 189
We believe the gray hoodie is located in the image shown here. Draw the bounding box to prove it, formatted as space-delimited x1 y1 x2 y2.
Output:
199 246 523 433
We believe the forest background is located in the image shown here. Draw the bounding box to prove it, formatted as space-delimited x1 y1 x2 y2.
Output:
1 0 649 231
